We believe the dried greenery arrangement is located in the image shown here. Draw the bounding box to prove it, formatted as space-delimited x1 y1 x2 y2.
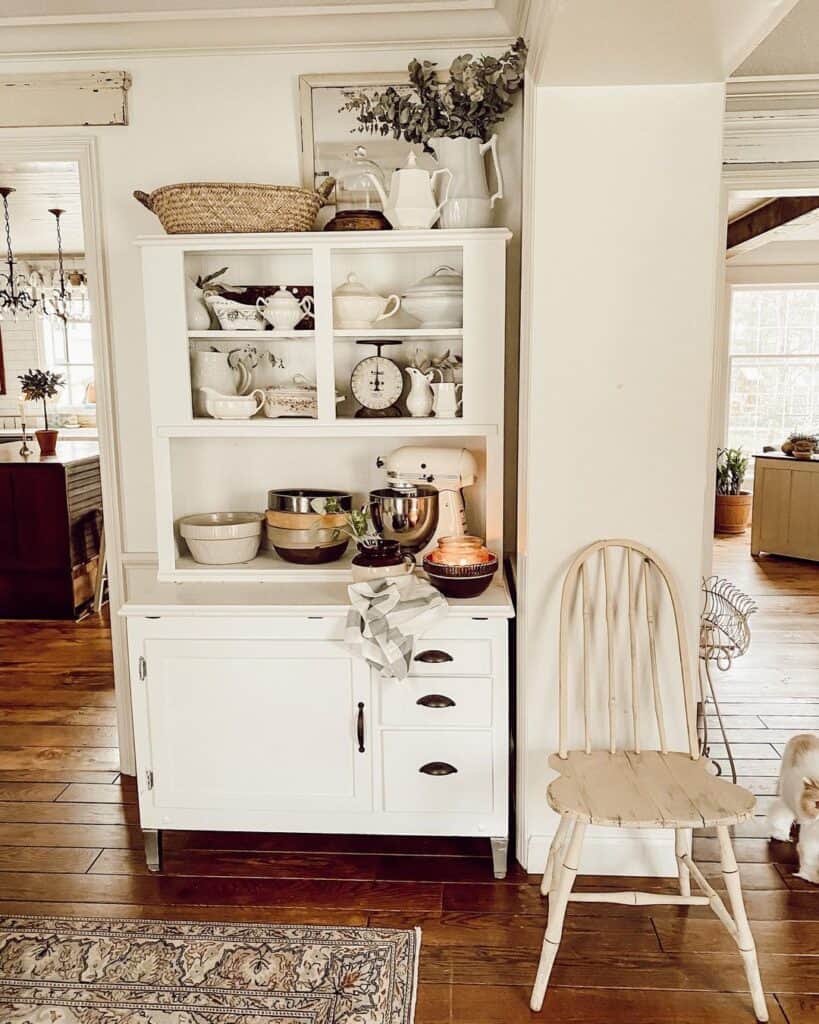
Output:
340 38 527 149
18 368 65 431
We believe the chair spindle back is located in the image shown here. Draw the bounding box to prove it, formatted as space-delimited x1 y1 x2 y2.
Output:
558 539 698 760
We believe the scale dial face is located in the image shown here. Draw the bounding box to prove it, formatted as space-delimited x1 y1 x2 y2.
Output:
350 355 403 412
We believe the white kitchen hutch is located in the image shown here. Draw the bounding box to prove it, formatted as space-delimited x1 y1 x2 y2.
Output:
122 228 514 877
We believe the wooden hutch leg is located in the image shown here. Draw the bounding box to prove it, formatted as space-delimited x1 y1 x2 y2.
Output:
144 829 163 873
490 836 509 879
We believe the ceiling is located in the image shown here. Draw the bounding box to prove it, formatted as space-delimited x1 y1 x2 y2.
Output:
734 0 819 76
0 162 84 256
0 0 526 55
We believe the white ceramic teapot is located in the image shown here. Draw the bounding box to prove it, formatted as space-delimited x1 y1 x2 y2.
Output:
366 152 452 230
256 287 314 331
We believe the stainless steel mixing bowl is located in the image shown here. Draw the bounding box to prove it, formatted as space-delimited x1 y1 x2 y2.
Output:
369 486 439 555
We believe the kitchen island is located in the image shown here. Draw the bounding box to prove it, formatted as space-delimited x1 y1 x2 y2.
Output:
0 441 103 617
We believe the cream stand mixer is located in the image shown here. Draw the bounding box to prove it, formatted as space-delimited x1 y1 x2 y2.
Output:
371 446 479 557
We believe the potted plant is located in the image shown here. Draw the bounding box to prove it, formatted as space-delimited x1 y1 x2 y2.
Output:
340 39 527 228
715 447 751 534
18 368 65 457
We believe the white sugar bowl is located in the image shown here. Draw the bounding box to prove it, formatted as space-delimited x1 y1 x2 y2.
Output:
333 273 400 330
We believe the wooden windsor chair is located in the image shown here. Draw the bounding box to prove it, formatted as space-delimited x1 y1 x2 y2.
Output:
530 540 767 1022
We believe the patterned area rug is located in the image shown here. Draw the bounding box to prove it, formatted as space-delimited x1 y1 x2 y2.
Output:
0 915 421 1023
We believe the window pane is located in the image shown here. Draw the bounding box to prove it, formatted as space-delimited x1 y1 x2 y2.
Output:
67 323 93 364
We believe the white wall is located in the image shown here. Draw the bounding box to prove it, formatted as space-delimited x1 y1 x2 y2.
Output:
0 318 40 425
517 82 727 874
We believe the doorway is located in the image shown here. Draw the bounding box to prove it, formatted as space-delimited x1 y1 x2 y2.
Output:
705 175 819 862
0 137 130 777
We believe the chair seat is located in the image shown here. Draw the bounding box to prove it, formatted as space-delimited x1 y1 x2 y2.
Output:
547 749 756 828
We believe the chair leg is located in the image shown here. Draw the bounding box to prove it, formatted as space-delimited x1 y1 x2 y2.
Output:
530 819 586 1012
675 828 692 898
717 825 768 1023
540 815 572 896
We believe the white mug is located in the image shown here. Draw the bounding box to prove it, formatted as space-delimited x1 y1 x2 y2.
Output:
431 382 463 419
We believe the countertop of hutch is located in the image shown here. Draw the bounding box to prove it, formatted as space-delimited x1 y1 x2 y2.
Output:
0 441 99 466
121 565 515 619
135 228 513 248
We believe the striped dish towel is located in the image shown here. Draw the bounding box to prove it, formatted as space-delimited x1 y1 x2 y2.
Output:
346 574 448 679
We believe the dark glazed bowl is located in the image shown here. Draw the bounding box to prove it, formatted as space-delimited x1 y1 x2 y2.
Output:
273 539 349 564
423 554 498 598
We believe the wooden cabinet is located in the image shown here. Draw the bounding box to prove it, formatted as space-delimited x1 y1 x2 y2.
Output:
0 442 102 618
125 609 510 875
751 453 819 561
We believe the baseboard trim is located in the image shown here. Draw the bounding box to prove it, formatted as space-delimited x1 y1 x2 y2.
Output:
525 826 677 877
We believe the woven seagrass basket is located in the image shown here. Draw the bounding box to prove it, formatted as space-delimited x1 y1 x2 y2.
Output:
133 178 335 234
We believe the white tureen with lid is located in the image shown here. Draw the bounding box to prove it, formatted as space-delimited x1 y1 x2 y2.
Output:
400 265 463 329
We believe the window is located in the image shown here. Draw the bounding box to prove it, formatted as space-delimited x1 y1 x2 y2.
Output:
40 299 93 408
727 288 819 464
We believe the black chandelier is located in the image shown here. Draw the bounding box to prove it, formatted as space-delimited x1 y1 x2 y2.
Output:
0 187 38 319
40 208 70 323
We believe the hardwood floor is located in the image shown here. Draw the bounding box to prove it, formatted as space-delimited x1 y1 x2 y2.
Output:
0 537 816 1023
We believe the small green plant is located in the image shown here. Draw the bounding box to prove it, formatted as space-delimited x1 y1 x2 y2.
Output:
340 38 527 149
313 498 381 548
409 347 462 382
18 368 65 430
716 447 748 496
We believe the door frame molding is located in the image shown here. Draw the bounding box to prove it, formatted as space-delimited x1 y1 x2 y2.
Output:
0 132 134 772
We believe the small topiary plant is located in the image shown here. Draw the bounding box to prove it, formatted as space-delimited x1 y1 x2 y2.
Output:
18 368 65 431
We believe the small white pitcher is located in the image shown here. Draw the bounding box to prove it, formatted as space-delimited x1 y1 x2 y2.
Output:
431 381 463 419
404 366 441 418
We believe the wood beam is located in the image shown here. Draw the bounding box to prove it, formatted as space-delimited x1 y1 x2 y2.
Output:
727 195 819 250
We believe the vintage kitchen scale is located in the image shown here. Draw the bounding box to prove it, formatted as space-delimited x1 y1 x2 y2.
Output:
350 338 404 417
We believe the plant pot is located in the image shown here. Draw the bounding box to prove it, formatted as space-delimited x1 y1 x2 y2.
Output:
35 429 59 457
351 540 414 583
715 492 752 535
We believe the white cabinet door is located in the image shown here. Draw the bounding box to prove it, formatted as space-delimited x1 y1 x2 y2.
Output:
136 638 372 815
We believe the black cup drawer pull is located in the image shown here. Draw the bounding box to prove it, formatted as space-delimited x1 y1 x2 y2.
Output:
416 694 456 709
419 761 458 776
414 649 454 664
356 702 365 753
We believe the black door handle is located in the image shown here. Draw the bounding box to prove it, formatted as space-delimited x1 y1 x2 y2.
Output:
419 761 458 776
356 702 365 753
414 649 453 664
416 694 456 709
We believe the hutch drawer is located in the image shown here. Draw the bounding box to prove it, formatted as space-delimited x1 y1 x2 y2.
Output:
409 638 492 676
380 729 495 814
379 675 493 728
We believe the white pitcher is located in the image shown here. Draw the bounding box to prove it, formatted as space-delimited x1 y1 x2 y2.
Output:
429 135 503 229
404 366 440 418
190 350 252 417
431 381 463 419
